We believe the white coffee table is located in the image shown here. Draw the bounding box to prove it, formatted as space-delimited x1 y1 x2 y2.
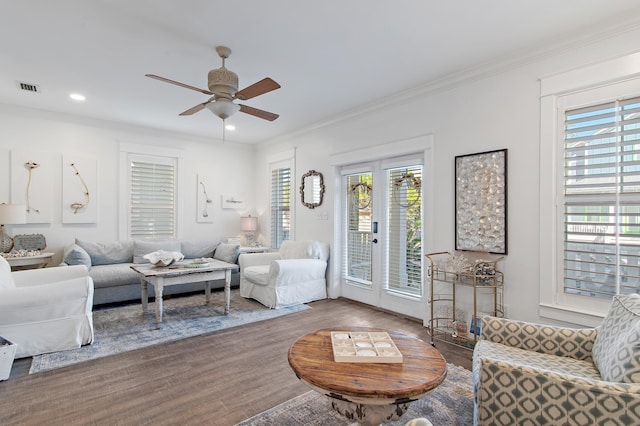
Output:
130 258 239 328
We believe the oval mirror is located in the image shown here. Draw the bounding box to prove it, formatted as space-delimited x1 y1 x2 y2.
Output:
300 170 325 209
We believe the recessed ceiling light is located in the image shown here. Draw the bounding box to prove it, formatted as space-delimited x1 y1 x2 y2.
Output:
225 124 236 131
69 93 86 101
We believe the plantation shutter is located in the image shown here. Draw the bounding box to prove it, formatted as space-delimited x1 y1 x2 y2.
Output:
130 158 176 238
386 165 422 296
270 166 291 248
563 96 640 299
344 173 373 285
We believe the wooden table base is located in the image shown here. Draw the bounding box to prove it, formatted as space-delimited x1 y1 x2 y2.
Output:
288 327 447 426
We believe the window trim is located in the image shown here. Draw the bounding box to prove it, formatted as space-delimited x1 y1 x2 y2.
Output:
119 143 184 240
539 53 640 326
267 149 295 249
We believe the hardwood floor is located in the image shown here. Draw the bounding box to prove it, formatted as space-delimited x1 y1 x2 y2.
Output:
0 297 472 426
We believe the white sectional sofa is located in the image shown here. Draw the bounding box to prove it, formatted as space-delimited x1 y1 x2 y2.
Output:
62 239 240 305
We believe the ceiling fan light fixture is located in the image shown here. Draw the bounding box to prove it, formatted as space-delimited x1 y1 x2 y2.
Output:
206 99 240 119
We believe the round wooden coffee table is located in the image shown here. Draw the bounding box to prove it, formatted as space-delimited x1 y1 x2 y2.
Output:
288 327 447 426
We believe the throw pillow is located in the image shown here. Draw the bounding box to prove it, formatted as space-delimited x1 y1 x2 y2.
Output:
213 242 240 264
133 239 181 263
180 240 218 259
76 239 134 265
592 294 640 382
63 244 92 269
0 256 15 289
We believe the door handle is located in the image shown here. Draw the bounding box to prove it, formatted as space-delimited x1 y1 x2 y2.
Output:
372 238 378 244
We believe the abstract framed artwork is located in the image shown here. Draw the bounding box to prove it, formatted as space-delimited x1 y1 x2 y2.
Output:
454 149 508 254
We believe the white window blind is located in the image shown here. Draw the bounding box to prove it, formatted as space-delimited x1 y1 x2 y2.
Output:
563 96 640 299
270 166 291 248
386 166 422 296
130 158 176 238
344 173 373 285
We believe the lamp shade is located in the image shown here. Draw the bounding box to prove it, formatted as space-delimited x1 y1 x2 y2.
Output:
206 99 240 120
0 204 27 225
240 216 258 232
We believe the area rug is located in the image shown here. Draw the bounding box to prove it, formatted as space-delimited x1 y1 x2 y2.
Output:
30 289 309 374
236 364 473 426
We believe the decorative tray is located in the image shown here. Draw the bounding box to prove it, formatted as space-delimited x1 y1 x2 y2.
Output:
183 259 211 268
330 331 403 363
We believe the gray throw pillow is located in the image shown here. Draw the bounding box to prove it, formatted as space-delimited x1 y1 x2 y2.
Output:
180 240 218 259
63 244 92 269
133 239 181 263
213 243 240 264
592 294 640 383
76 239 133 266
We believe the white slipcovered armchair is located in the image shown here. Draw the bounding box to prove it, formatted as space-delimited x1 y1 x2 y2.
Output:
0 257 94 358
239 240 329 308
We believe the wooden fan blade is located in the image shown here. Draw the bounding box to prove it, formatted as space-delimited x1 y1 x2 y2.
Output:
146 74 213 95
239 104 279 121
179 102 208 116
235 77 281 101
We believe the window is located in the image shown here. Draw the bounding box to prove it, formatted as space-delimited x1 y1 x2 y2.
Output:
563 97 640 300
129 155 177 238
119 143 182 240
270 163 291 248
540 53 640 324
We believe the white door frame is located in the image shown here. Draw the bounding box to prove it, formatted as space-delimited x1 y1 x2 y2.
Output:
329 135 434 322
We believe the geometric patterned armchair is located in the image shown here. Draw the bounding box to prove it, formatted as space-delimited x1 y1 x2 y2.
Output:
472 294 640 426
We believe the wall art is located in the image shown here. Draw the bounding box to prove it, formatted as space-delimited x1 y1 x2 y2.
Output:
455 149 507 254
196 174 214 223
62 155 97 223
221 194 245 209
10 150 53 224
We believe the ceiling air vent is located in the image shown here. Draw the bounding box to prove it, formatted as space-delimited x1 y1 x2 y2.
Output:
17 81 41 93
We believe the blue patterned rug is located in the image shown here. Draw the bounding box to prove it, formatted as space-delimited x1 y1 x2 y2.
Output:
236 364 473 425
30 289 309 374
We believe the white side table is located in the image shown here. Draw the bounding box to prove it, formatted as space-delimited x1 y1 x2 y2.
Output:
239 246 269 254
3 252 55 270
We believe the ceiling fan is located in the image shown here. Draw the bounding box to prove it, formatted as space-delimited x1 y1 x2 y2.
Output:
146 46 280 123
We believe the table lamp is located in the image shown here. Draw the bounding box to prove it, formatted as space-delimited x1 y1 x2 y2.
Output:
240 215 258 247
0 204 27 253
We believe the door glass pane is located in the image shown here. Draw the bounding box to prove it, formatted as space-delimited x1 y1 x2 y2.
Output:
386 165 422 296
344 173 372 285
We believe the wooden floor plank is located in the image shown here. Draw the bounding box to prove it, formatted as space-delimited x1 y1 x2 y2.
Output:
0 297 472 425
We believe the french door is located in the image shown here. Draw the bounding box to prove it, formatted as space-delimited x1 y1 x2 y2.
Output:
340 156 425 319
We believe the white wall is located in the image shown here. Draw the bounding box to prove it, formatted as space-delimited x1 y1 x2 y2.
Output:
0 105 255 266
2 25 638 327
254 27 640 326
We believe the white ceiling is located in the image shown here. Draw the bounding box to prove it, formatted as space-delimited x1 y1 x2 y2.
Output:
1 1 640 144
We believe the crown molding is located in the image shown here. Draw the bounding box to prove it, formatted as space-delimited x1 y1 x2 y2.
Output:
262 15 640 146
